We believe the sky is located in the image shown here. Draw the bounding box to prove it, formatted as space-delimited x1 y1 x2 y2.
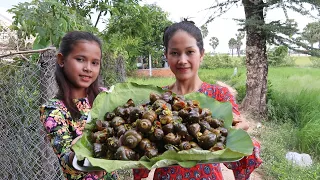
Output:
1 0 318 53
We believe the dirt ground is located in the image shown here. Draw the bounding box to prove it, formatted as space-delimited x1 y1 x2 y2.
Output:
134 68 174 77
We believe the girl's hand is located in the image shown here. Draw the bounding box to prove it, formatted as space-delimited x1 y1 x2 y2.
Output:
71 135 82 146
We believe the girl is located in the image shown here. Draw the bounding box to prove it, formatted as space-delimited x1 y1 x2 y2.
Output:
134 21 262 180
40 31 118 180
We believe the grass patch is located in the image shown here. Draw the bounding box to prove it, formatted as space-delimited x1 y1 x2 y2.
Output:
261 121 320 180
293 56 312 66
268 67 320 93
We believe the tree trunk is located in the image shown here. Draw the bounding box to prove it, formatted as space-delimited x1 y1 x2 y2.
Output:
241 0 268 119
237 47 240 57
231 49 234 57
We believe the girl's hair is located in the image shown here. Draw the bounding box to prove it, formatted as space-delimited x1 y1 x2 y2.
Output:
163 19 204 53
55 31 102 119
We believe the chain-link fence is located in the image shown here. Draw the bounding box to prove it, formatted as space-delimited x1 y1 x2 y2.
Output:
0 49 127 179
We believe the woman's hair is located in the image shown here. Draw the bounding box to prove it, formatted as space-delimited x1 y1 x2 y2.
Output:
55 31 102 119
163 19 204 53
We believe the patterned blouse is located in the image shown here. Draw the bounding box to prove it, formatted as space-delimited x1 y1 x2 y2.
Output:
133 82 263 180
40 97 118 180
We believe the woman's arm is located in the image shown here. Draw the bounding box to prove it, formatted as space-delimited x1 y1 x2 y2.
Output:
213 85 249 131
213 85 262 179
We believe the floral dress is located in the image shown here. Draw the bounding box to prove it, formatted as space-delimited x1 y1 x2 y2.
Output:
133 82 263 180
40 97 118 180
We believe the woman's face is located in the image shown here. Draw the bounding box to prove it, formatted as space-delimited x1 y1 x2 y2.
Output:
165 30 204 82
58 40 101 95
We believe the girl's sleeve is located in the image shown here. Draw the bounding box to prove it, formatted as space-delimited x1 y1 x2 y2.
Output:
39 104 81 176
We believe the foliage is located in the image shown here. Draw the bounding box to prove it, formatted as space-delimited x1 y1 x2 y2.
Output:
268 46 295 66
58 0 141 26
310 56 320 68
267 88 320 155
8 0 97 49
206 0 320 57
103 4 172 71
235 32 245 57
201 54 243 69
209 36 219 53
205 0 320 116
228 38 237 56
301 21 320 48
200 24 209 39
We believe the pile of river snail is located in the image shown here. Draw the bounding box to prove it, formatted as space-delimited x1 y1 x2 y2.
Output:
90 91 228 160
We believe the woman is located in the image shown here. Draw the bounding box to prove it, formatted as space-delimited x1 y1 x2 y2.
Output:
133 20 262 180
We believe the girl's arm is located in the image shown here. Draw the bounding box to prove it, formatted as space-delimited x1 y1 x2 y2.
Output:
40 105 78 171
40 104 85 177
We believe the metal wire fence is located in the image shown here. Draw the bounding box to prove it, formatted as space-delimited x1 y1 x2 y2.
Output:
0 49 63 179
0 49 127 180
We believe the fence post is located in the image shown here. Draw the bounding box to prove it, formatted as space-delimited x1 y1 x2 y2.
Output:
116 55 126 82
39 48 63 179
39 48 58 104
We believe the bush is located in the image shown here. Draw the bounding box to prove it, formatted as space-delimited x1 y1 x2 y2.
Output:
201 54 243 69
267 90 320 155
268 46 295 67
310 56 320 68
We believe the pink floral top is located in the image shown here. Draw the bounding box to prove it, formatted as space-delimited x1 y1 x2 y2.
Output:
40 97 118 180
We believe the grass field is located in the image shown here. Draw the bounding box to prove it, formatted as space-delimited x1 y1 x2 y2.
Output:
293 56 312 66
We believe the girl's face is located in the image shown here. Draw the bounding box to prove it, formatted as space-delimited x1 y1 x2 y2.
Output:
165 30 204 82
58 41 101 95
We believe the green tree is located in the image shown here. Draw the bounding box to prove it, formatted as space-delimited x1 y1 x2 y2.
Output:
235 31 245 57
209 36 219 53
104 4 172 69
201 24 209 39
206 0 320 118
301 21 320 48
228 38 237 57
58 0 140 27
8 0 141 49
8 0 97 49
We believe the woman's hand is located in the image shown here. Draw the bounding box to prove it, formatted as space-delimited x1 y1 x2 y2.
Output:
233 119 249 131
232 113 249 131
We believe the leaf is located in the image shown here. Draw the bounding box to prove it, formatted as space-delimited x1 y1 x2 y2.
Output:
90 82 164 121
185 92 233 128
226 128 253 155
73 82 253 172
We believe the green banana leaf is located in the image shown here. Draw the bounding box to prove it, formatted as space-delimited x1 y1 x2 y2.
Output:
73 82 253 172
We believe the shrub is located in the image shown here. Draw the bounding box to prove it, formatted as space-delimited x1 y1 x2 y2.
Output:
268 46 295 67
310 56 320 68
202 54 243 69
267 90 320 155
